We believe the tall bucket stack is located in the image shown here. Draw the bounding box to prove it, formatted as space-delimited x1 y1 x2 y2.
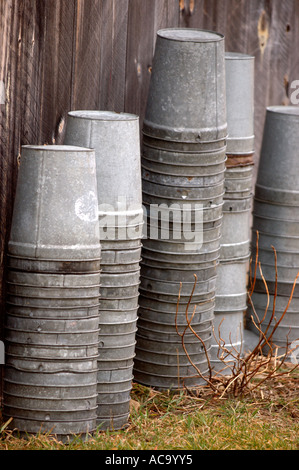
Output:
211 53 255 372
3 145 102 440
246 106 299 361
64 111 143 430
134 28 227 390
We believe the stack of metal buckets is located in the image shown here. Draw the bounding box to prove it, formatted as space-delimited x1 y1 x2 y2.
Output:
3 145 102 440
211 53 255 372
64 111 143 430
134 28 228 390
247 106 299 361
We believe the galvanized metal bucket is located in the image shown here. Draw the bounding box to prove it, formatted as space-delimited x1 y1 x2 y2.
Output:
97 377 133 395
143 28 227 144
142 154 227 178
8 145 101 261
145 220 221 246
215 292 247 312
142 177 225 199
140 263 218 283
251 230 299 252
99 307 139 324
6 302 100 320
5 325 100 348
210 310 244 371
252 213 299 237
137 316 214 339
250 257 299 284
248 291 299 313
135 330 212 356
6 271 101 288
100 238 142 251
5 313 100 336
6 292 101 309
246 297 299 358
139 294 215 314
7 254 102 275
2 414 97 440
3 366 98 438
140 274 217 297
101 247 142 266
143 132 226 153
96 365 133 430
138 303 214 324
225 52 255 154
220 198 252 260
99 284 140 300
224 172 253 196
65 110 142 210
141 247 220 269
97 356 135 372
5 354 98 374
135 345 208 368
142 188 225 208
133 359 209 391
5 341 99 362
212 311 245 345
142 142 227 166
98 343 137 361
256 106 299 197
143 200 224 226
99 295 139 310
142 227 222 255
141 250 219 269
253 198 299 220
216 257 250 297
142 165 226 187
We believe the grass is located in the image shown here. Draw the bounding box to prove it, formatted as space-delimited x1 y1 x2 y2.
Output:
0 362 298 450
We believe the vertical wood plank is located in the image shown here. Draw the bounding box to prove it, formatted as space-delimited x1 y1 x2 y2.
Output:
71 0 102 111
0 0 15 406
0 0 43 405
179 0 205 28
154 0 180 38
99 0 130 112
124 0 157 125
38 0 76 144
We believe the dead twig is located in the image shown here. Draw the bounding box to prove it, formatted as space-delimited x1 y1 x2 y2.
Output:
176 231 299 398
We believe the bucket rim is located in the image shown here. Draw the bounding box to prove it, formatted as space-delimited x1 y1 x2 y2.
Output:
157 28 224 43
21 145 94 153
266 106 299 117
67 110 139 121
225 51 255 60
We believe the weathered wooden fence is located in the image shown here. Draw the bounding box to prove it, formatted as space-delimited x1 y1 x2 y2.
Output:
1 0 299 402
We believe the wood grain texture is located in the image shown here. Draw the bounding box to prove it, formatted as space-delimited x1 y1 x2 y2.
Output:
99 0 130 112
124 0 157 123
1 0 299 402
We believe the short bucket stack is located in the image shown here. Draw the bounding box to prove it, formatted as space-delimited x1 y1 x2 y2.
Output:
134 28 228 390
3 145 102 440
247 106 299 361
64 111 143 430
211 53 255 372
